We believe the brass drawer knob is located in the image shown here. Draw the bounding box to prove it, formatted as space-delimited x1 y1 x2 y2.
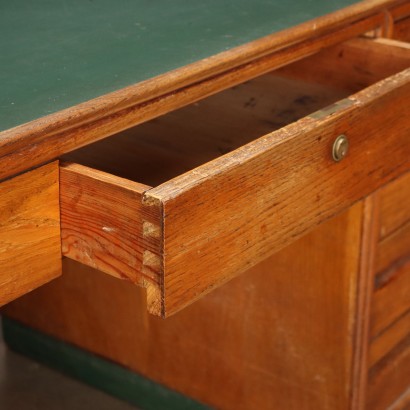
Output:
332 135 349 162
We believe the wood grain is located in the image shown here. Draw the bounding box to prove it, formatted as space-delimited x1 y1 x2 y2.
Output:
367 332 410 410
0 162 61 306
351 196 381 410
388 388 410 410
369 309 410 367
3 204 366 410
277 37 410 92
378 171 410 240
366 170 410 408
64 73 350 186
0 6 396 183
60 163 162 314
61 71 349 315
393 16 410 41
63 37 409 187
64 64 410 316
389 0 410 21
375 220 410 274
145 69 410 316
370 260 410 338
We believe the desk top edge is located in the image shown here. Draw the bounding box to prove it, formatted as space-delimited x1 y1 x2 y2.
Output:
0 0 408 182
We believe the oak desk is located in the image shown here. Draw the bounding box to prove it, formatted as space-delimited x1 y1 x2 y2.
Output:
1 1 410 408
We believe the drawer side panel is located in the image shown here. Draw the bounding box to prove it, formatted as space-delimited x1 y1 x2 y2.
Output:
60 163 163 313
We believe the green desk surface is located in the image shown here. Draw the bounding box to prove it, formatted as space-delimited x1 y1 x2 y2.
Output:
0 0 358 133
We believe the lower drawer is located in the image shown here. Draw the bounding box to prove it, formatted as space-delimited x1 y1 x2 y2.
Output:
378 166 410 241
367 262 410 410
0 162 61 306
370 261 410 345
372 171 410 337
367 325 410 410
368 170 410 409
61 37 410 317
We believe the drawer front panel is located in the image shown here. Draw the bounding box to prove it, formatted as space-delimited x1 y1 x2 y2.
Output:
376 221 410 275
60 37 410 316
369 309 410 368
62 69 410 317
146 69 410 316
0 162 61 305
379 171 410 240
368 171 410 409
371 261 410 339
367 332 410 410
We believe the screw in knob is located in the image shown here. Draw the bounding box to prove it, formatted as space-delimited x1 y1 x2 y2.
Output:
332 134 349 162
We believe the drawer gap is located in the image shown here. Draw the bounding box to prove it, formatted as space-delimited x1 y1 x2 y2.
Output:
63 38 410 187
63 73 349 186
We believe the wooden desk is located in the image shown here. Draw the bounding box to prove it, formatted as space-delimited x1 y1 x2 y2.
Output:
1 1 410 408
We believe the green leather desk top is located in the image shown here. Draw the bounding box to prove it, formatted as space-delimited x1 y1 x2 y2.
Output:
0 0 357 133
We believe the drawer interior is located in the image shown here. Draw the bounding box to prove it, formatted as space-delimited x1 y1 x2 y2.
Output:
63 37 410 187
64 73 348 186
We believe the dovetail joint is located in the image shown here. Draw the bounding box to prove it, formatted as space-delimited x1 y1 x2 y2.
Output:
142 221 161 239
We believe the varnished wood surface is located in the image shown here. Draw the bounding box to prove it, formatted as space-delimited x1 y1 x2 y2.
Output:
0 162 61 306
369 309 410 367
276 37 410 92
1 9 409 405
378 171 410 239
64 37 409 187
60 163 162 314
143 68 410 316
62 68 352 315
0 1 407 183
367 171 410 409
64 72 350 186
376 220 410 274
351 196 381 410
393 15 410 41
61 39 410 316
371 261 410 340
371 171 410 337
3 204 366 410
367 323 410 409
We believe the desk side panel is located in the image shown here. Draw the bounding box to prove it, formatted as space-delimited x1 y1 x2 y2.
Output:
3 203 365 410
0 162 61 305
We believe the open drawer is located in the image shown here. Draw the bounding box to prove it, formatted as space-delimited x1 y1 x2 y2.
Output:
61 37 410 317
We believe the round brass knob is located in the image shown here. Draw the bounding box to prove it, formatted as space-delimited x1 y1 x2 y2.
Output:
332 135 349 162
